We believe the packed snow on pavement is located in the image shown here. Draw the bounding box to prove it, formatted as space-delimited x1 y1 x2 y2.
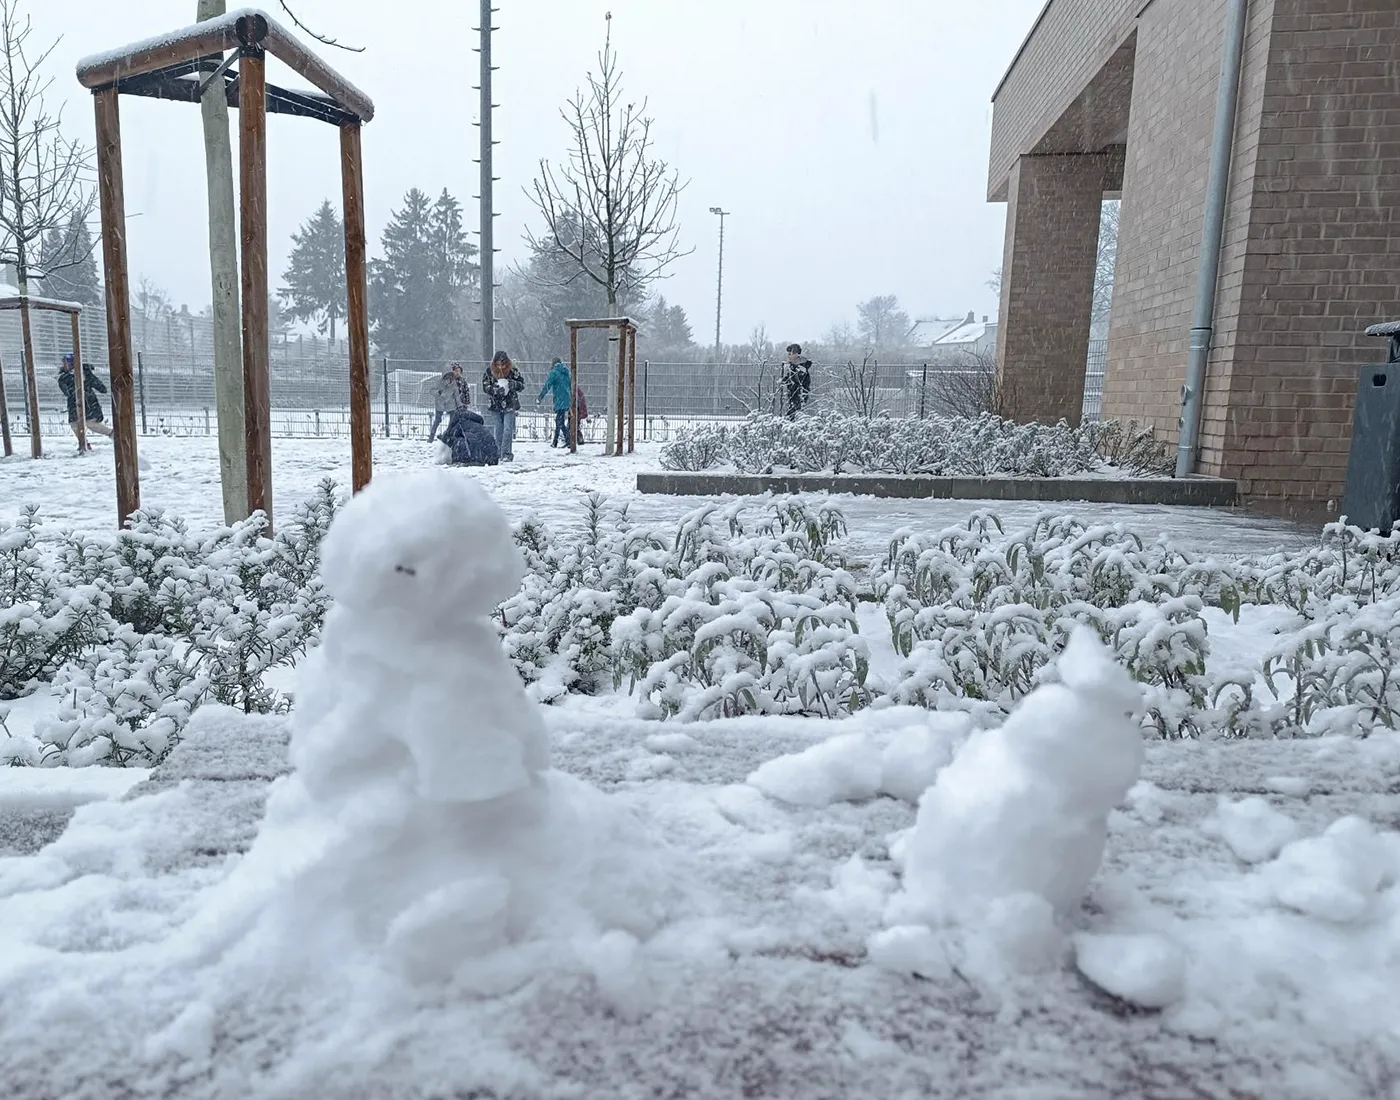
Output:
1 445 1397 1099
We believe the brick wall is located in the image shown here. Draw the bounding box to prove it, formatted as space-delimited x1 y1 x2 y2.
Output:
1220 0 1400 517
989 0 1142 198
997 152 1125 424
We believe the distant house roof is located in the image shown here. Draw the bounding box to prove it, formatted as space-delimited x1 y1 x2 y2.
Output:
910 311 997 349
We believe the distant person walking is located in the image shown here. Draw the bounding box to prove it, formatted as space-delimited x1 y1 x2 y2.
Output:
782 343 812 419
537 357 572 448
427 362 470 441
482 351 524 462
57 353 112 452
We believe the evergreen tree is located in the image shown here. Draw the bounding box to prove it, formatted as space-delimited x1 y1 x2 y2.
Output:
280 199 345 341
36 213 100 305
369 188 478 362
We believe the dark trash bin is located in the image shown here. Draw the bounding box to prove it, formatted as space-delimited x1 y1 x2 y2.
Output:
1341 321 1400 533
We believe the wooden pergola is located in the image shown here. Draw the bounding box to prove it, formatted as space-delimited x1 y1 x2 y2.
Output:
76 8 375 530
0 291 86 458
566 317 637 456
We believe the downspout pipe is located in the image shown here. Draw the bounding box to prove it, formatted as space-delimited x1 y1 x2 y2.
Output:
1176 0 1249 478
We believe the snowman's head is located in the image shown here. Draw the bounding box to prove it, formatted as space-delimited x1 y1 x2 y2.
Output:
320 468 524 623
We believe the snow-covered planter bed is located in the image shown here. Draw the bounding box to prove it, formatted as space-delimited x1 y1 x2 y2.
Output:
1 470 1396 1099
660 411 1175 478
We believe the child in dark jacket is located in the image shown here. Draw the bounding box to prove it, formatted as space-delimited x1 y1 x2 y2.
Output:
57 354 113 452
482 351 524 461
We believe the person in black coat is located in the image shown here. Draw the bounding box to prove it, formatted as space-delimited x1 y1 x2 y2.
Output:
782 343 812 419
57 354 113 452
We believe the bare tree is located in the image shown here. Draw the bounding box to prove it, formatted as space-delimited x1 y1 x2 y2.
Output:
525 13 691 453
856 294 913 355
0 0 93 458
1092 198 1120 325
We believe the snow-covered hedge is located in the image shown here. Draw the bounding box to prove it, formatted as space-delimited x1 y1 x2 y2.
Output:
502 495 872 720
878 513 1400 740
0 482 338 766
660 412 1174 478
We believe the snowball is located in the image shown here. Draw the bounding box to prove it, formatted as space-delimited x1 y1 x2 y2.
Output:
577 929 651 1021
1074 932 1185 1009
747 733 882 807
888 628 1144 925
432 440 451 465
877 717 964 804
824 854 894 921
1205 796 1299 864
1265 816 1398 923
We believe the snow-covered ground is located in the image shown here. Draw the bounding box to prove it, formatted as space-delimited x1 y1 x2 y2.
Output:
2 444 1396 1098
2 429 1311 561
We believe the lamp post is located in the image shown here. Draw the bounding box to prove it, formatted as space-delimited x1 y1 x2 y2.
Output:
709 206 729 365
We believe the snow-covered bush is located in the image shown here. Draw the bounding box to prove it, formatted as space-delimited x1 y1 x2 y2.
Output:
16 629 209 768
659 412 1174 478
0 506 110 700
879 514 1215 736
502 495 870 719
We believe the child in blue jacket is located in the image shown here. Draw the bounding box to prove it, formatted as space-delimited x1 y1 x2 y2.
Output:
537 358 573 448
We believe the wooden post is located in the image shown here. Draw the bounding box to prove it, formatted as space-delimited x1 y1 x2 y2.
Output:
70 312 86 453
94 87 140 527
569 324 579 454
0 347 10 457
18 301 40 458
614 325 626 457
239 48 272 530
626 323 636 454
340 121 372 493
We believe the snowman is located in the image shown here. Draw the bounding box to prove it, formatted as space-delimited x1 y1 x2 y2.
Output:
230 469 673 989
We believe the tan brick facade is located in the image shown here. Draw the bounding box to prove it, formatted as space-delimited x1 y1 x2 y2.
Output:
990 0 1400 518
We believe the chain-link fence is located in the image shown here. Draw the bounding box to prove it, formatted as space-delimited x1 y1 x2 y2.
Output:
0 302 1111 443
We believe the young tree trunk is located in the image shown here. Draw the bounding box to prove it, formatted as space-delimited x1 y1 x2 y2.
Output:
198 0 247 522
16 263 41 458
0 347 11 457
605 289 618 456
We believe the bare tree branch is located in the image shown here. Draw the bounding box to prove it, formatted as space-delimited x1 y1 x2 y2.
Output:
278 1 365 53
524 16 691 309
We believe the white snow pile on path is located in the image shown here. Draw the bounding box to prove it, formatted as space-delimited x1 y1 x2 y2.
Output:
0 473 1396 1098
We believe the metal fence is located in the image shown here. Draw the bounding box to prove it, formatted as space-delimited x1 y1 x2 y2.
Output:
0 304 1113 443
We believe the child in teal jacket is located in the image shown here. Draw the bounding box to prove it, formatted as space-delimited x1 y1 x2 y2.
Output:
537 358 573 448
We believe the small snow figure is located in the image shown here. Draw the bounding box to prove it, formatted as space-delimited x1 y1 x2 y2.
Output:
888 627 1144 927
217 469 674 997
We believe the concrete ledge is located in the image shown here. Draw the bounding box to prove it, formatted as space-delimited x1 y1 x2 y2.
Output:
637 472 1239 507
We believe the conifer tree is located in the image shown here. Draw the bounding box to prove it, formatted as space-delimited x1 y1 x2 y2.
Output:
280 199 345 341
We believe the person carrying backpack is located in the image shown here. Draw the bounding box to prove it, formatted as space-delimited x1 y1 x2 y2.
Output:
782 343 812 419
537 358 572 448
58 353 113 452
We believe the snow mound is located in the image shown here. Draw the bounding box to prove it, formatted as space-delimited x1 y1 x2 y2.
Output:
1075 932 1185 1009
888 628 1143 926
1263 816 1399 924
194 469 681 993
1204 795 1300 864
747 712 968 808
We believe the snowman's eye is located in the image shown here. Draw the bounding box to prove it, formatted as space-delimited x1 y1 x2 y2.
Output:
395 564 418 577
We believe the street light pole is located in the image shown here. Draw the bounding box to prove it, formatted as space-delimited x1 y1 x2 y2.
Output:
709 206 729 365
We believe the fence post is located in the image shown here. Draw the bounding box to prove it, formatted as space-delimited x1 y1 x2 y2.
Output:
643 359 649 441
204 406 211 436
314 409 321 437
919 362 928 419
381 356 390 438
136 351 148 435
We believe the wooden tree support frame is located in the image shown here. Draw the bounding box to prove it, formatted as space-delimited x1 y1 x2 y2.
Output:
565 317 638 457
77 8 375 530
0 291 86 459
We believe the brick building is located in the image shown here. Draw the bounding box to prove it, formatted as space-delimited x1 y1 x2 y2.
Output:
989 0 1400 517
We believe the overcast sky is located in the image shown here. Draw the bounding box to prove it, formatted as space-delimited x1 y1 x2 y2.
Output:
43 0 1043 345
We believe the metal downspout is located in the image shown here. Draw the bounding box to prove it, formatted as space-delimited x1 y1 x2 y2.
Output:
1176 0 1250 478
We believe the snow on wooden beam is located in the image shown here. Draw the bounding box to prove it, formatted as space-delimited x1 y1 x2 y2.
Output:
565 318 638 330
76 8 374 124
